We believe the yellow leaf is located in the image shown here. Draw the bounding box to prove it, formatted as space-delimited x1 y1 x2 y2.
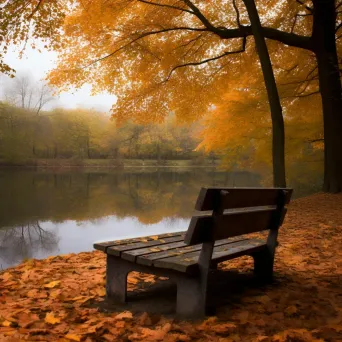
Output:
1 320 12 327
95 288 106 297
71 296 93 303
150 236 159 240
149 248 161 252
65 333 81 341
45 312 61 325
115 311 133 320
50 289 62 299
44 280 60 288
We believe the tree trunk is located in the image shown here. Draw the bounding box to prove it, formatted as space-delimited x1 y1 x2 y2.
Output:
313 0 342 193
243 0 286 187
86 134 91 159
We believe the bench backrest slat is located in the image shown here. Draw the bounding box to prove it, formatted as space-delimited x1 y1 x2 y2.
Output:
195 187 292 211
185 187 292 246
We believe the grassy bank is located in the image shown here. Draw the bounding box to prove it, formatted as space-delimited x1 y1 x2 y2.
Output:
0 158 220 169
0 193 342 341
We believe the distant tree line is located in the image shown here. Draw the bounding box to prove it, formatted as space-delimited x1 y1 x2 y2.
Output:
0 101 212 163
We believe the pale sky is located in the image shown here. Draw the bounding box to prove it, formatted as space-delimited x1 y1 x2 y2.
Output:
0 44 117 113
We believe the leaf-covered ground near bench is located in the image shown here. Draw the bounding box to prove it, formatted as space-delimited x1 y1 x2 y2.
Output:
0 193 342 342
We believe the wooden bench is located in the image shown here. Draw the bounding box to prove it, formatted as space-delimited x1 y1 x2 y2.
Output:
94 187 293 318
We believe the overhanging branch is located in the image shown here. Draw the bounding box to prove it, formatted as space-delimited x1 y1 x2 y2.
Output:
164 36 247 81
136 0 194 14
296 0 313 13
82 26 208 68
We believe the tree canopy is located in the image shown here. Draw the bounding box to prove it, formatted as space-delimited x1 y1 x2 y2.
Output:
0 0 341 190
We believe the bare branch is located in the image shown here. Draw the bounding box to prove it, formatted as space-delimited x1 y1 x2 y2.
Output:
280 66 318 86
281 91 320 98
181 0 218 32
309 138 324 142
136 0 194 14
164 36 247 81
296 0 313 13
336 22 342 32
232 0 241 27
27 0 44 19
82 27 208 68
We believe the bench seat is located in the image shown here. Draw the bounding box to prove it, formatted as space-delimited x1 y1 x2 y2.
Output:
94 232 267 274
94 187 292 318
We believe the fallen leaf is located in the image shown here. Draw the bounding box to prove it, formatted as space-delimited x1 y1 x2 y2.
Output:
65 333 82 341
45 312 61 325
1 320 12 327
115 311 133 320
284 305 298 316
44 281 61 288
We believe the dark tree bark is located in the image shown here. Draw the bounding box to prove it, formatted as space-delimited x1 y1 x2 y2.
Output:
243 0 286 187
312 0 342 193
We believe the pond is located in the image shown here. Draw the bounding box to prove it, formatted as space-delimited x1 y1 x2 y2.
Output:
0 168 319 270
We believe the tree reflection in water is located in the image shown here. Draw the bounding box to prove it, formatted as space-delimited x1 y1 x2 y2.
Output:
0 221 58 270
0 169 263 269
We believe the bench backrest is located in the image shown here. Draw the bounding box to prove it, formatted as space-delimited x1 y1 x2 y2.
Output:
184 187 293 245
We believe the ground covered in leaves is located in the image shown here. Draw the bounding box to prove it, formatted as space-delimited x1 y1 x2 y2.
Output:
1 193 342 341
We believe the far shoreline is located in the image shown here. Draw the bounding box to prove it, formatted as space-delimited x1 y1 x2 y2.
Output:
0 158 220 170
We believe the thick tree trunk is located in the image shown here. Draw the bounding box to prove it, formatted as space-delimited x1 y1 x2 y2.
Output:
243 0 286 187
313 0 342 193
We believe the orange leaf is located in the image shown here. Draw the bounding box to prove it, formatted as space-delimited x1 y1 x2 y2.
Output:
65 333 81 341
115 311 133 320
44 281 60 288
45 312 61 325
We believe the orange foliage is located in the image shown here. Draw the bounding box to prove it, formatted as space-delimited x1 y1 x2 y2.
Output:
1 0 331 172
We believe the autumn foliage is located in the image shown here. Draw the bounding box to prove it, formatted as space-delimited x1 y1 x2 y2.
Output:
1 193 342 341
1 0 341 189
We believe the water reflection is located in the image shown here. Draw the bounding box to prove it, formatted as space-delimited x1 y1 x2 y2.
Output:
0 221 58 269
0 168 262 269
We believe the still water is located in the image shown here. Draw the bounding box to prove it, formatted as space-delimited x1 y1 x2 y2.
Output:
0 168 318 269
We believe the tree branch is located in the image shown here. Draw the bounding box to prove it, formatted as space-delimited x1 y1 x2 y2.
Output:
181 0 218 32
336 22 342 32
296 0 313 13
136 0 194 14
27 0 44 19
232 0 241 27
281 90 320 98
82 27 208 68
164 36 247 81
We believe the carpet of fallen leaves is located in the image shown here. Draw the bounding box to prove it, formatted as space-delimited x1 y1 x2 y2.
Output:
1 193 342 342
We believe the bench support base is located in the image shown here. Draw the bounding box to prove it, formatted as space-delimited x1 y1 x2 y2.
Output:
106 249 274 318
252 249 274 282
106 254 210 318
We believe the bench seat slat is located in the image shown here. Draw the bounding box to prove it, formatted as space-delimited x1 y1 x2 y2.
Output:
152 239 266 274
134 236 248 266
107 234 186 256
93 231 184 252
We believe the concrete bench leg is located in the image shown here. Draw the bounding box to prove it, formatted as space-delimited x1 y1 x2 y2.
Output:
252 249 274 282
176 276 207 318
106 254 130 303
